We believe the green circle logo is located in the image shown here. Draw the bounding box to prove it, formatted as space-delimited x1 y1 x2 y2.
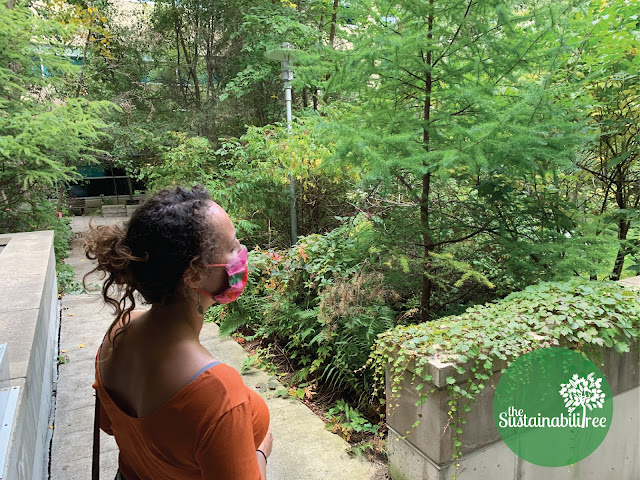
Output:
493 347 613 466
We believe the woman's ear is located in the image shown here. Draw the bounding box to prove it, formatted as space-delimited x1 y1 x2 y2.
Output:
182 267 202 290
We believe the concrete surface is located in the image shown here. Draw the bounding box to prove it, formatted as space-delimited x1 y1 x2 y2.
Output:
387 341 640 467
386 278 640 480
51 216 381 480
387 386 639 480
0 231 60 480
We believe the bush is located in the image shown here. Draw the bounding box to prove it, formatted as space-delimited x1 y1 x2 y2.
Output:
208 215 400 405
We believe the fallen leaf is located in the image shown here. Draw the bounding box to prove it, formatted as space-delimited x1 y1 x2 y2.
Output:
49 425 54 429
60 350 67 353
78 344 85 348
304 384 317 399
81 259 85 262
68 314 73 317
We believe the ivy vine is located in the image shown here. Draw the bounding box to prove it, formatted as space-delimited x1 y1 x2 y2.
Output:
370 278 640 478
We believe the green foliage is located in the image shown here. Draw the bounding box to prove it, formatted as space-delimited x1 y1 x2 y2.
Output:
568 0 640 280
211 119 352 246
209 215 398 403
0 2 117 298
324 399 381 441
372 278 640 462
0 2 114 182
220 3 317 103
315 0 606 320
4 0 638 459
138 132 218 193
57 263 84 295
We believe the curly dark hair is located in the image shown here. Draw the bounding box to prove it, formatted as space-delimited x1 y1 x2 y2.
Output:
84 186 219 345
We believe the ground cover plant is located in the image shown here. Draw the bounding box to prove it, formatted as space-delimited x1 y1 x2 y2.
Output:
371 278 640 475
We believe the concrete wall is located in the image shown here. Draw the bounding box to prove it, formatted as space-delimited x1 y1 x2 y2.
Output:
387 386 639 480
386 281 640 480
0 231 60 480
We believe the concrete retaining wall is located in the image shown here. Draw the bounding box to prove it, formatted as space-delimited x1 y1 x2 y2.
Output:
386 281 640 480
0 231 60 480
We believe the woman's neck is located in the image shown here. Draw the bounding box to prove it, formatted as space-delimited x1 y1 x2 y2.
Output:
146 301 204 341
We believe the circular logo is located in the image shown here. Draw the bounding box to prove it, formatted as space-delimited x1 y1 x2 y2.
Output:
493 347 613 467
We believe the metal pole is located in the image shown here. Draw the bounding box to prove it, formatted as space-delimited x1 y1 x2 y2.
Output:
283 57 297 243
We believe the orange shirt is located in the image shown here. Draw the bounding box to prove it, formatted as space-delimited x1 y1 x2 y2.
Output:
93 357 270 479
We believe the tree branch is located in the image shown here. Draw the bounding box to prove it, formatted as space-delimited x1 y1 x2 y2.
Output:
433 220 494 248
432 0 473 68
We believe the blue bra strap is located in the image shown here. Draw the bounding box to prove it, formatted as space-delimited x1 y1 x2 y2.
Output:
186 361 221 385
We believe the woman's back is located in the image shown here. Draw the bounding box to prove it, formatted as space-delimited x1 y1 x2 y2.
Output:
95 345 268 479
98 310 216 419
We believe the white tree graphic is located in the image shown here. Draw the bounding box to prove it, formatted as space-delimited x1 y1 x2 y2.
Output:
559 372 605 428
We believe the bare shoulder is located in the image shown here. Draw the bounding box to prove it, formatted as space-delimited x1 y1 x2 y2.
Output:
100 309 147 358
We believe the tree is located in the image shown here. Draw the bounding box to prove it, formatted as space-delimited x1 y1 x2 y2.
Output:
560 372 605 429
0 2 113 234
321 0 594 320
570 0 639 280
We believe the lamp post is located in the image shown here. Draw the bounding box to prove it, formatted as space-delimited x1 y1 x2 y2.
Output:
266 43 303 244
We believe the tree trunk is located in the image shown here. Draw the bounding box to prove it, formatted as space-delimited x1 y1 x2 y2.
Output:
205 18 214 103
420 0 435 323
57 25 93 212
127 177 134 201
610 165 629 280
610 220 630 280
329 0 339 47
421 172 435 322
176 14 201 109
75 28 92 98
190 29 201 109
57 185 64 213
175 20 188 106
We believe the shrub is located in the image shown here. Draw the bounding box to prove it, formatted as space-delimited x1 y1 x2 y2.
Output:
208 215 399 405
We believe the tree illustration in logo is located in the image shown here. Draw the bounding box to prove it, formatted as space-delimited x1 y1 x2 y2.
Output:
559 372 605 428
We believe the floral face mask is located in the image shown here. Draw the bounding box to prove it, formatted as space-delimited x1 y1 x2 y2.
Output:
196 246 248 304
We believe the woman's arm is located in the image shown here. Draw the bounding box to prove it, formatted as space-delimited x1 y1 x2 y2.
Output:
256 451 267 479
256 425 273 479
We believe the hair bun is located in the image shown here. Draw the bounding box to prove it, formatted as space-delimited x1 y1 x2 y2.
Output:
84 224 140 286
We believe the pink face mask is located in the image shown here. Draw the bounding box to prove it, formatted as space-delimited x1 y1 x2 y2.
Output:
197 246 249 304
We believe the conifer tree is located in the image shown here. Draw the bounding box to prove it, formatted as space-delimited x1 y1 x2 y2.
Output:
0 2 112 233
570 0 639 280
323 0 592 320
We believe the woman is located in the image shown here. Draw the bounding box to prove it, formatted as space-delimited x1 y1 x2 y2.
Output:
85 186 273 479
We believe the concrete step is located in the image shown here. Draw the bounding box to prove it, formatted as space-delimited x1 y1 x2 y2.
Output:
101 205 126 217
